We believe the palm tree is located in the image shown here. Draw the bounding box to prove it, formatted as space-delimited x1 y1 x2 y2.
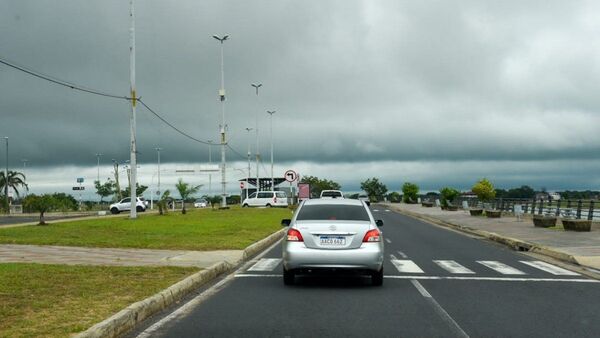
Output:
174 178 201 214
0 170 28 203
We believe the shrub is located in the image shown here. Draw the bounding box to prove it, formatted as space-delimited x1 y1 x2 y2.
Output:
402 183 419 203
472 178 496 202
439 187 460 208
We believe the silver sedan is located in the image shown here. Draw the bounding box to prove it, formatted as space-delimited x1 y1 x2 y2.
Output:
281 198 384 286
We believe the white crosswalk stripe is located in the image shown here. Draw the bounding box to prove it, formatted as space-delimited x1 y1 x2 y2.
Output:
391 259 424 273
248 258 282 271
520 261 580 276
433 260 475 274
477 261 526 275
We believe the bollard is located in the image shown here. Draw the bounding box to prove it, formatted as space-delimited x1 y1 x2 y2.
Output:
531 199 536 214
524 201 529 213
576 200 582 219
538 199 543 215
588 200 595 221
556 199 561 216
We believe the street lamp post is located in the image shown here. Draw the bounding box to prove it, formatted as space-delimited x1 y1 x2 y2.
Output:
267 111 276 190
208 140 213 196
21 159 28 197
155 147 162 210
213 34 229 208
245 127 253 199
95 153 103 182
251 83 262 191
4 137 8 214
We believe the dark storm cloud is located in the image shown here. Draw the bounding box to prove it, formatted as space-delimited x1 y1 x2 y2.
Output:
1 0 600 190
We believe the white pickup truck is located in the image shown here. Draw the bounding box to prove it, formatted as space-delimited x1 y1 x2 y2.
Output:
320 190 344 198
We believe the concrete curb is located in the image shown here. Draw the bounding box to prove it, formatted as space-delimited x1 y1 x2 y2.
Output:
75 228 286 338
393 207 584 267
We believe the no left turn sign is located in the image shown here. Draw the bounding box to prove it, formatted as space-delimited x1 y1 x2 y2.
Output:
285 170 298 182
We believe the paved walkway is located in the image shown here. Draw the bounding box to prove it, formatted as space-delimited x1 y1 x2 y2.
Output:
384 203 600 270
0 244 243 268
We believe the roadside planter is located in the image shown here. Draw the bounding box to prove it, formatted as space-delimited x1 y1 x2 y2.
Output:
444 205 459 211
532 215 557 228
469 208 483 216
485 210 502 218
422 202 434 207
561 219 592 232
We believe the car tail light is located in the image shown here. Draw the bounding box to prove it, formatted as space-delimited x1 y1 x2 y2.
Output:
362 229 381 242
287 228 304 242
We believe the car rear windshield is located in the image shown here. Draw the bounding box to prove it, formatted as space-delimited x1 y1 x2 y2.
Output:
321 191 342 197
296 204 370 221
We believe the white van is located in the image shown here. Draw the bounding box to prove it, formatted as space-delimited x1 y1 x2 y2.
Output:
242 191 289 207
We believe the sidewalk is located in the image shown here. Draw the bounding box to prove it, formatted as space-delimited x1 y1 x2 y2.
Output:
384 203 600 270
0 244 243 268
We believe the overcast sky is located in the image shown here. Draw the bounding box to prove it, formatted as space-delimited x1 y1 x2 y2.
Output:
1 0 600 197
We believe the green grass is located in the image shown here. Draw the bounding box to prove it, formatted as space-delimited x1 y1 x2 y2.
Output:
0 263 198 338
0 207 291 250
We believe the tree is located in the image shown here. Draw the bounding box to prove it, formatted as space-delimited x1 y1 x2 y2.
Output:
94 179 115 203
121 183 148 199
387 191 401 203
360 178 388 202
23 194 57 225
300 175 341 198
0 171 28 210
439 187 460 207
157 190 171 215
472 178 496 202
174 178 200 214
208 195 222 210
402 182 419 203
51 193 78 212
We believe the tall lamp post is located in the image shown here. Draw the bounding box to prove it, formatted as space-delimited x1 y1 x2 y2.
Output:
267 110 276 190
21 159 28 197
128 0 138 219
245 127 253 199
95 153 103 182
155 147 162 209
251 83 262 191
4 137 8 214
213 34 229 208
207 140 213 196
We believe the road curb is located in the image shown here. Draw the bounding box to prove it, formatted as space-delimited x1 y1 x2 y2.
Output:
75 228 286 338
391 207 593 272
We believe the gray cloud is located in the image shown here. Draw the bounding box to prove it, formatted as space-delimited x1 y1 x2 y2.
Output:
1 0 600 192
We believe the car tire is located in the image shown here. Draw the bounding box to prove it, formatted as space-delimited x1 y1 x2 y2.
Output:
136 206 144 212
242 204 249 208
283 267 295 285
266 204 272 208
366 202 371 206
110 208 120 214
371 268 383 286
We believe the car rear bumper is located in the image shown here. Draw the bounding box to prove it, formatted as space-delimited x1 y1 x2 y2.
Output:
283 242 384 272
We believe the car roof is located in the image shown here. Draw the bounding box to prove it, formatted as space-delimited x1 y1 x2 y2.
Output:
303 198 364 206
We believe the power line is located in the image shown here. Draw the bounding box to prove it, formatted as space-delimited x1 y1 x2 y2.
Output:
0 56 131 100
226 144 247 159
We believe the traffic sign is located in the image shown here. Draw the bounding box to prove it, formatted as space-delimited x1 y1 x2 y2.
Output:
240 181 245 189
285 170 298 182
76 177 84 183
72 186 85 191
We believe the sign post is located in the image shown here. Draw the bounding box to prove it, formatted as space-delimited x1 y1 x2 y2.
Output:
76 178 84 210
284 170 298 204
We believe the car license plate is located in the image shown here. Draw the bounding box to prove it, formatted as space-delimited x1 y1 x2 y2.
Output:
320 236 346 246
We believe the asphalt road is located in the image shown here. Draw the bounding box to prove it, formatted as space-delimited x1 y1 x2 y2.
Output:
133 205 600 337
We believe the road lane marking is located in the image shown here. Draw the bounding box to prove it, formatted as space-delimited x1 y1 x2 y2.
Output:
136 239 283 338
233 274 598 283
410 280 470 338
385 238 392 244
434 260 475 274
248 258 282 271
477 261 526 275
385 209 390 212
391 259 424 273
520 261 580 276
396 250 408 258
373 209 380 212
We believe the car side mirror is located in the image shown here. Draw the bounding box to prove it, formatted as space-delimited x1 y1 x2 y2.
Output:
281 219 291 227
376 219 384 227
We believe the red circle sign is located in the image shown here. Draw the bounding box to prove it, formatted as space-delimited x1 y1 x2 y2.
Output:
284 170 297 182
240 182 245 189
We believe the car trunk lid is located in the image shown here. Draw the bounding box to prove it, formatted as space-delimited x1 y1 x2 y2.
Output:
295 220 372 249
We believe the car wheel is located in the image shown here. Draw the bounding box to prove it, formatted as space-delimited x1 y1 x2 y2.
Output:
242 204 249 208
266 204 272 208
283 267 295 285
110 208 120 214
372 268 383 286
136 206 143 212
366 202 371 206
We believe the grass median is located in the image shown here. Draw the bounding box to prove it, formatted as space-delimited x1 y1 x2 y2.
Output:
0 263 199 338
0 207 291 250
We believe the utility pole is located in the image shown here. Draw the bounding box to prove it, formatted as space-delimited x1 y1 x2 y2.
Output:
4 137 8 214
208 140 213 196
155 147 162 200
95 153 102 182
112 159 122 201
128 0 138 218
251 83 262 192
213 34 229 208
267 111 276 190
245 127 253 199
